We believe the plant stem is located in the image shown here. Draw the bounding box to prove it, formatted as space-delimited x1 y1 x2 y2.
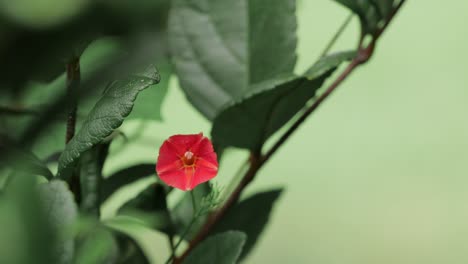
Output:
66 56 81 203
165 214 198 264
167 235 175 252
164 186 176 255
174 2 406 262
190 190 197 213
319 12 354 58
65 56 80 143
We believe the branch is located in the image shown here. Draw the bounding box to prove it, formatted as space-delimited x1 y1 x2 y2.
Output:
66 56 81 204
65 56 80 143
174 1 406 262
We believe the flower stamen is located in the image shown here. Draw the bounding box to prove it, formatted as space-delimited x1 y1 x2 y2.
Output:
183 151 196 166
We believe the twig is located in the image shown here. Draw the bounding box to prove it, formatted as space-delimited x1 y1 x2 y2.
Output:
174 1 406 262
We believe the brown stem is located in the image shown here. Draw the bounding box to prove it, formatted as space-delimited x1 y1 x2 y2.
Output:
65 56 80 143
174 1 406 262
66 56 81 203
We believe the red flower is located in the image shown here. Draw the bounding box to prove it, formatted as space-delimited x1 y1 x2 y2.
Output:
156 133 218 191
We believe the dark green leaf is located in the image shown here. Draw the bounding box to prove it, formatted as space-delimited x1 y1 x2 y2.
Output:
103 217 153 264
106 213 170 234
304 51 356 79
212 52 354 150
212 189 283 259
57 66 160 180
0 176 55 264
248 0 297 84
169 0 297 119
114 232 150 264
210 75 323 150
0 143 53 180
37 180 79 264
119 184 166 212
101 164 156 203
370 0 395 18
182 231 247 264
80 144 109 217
333 0 395 35
0 1 169 92
172 183 211 239
1 37 125 160
0 177 78 264
75 227 119 264
117 184 173 231
127 59 171 122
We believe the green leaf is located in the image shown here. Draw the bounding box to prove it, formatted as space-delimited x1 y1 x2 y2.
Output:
172 183 211 239
182 231 247 264
304 51 357 79
212 51 354 150
211 73 301 150
75 227 119 264
117 184 173 231
80 144 109 217
370 0 395 18
169 0 297 119
4 37 125 160
127 62 171 121
103 217 152 264
0 144 54 180
57 66 160 180
114 232 150 264
37 180 79 264
0 175 55 264
333 0 395 35
75 215 151 264
119 183 166 212
212 189 283 259
0 178 78 264
101 164 156 203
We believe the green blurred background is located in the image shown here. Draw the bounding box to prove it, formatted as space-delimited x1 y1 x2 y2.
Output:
102 1 468 263
3 0 467 263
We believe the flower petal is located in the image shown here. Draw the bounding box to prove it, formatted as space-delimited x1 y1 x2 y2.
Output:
168 133 203 153
158 167 188 190
156 140 183 172
156 158 184 174
190 165 218 190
